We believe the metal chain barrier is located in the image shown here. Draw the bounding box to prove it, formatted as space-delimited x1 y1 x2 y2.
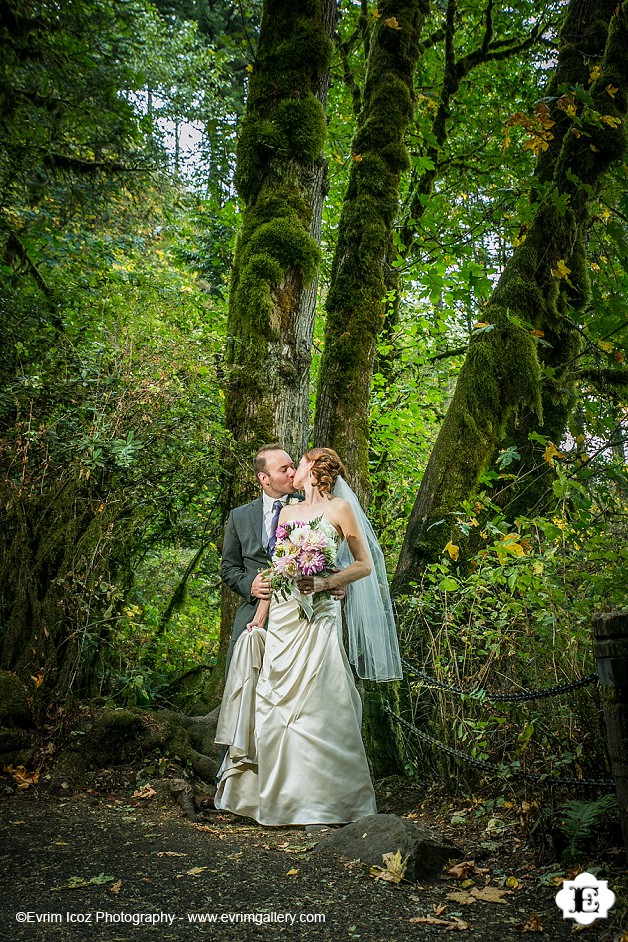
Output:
384 706 614 788
401 658 599 703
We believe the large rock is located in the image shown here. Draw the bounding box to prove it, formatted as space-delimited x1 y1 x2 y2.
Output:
312 813 460 882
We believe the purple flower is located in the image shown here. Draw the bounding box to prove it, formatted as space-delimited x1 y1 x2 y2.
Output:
297 548 326 575
275 523 289 541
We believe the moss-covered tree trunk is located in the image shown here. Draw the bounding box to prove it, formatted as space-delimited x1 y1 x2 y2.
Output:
393 0 628 595
222 0 335 517
214 0 336 702
313 0 429 502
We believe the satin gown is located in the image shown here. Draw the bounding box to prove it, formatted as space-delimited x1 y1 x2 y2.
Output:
214 591 377 826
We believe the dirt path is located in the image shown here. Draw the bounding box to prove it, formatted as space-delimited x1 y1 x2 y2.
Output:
1 784 625 941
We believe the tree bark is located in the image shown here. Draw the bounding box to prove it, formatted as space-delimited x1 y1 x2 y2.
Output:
314 0 430 502
393 0 628 594
222 0 336 517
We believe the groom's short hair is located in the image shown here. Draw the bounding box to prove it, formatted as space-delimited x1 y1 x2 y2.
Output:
254 443 283 474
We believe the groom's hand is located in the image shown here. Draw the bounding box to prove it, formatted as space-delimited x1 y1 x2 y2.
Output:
251 573 271 600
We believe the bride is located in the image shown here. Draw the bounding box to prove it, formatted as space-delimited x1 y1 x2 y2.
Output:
214 447 402 826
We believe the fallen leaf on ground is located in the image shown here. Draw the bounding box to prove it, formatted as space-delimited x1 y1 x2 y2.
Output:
132 784 156 799
447 890 476 905
471 886 510 904
184 867 209 876
447 860 476 879
3 764 40 788
286 868 298 876
515 914 544 932
156 851 187 857
370 849 409 883
410 915 470 930
110 881 122 894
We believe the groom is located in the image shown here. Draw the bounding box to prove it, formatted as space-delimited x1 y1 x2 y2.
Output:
220 443 299 673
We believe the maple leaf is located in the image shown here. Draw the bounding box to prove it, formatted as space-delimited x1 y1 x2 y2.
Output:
448 860 477 879
443 541 459 561
515 913 544 932
589 65 602 84
132 784 156 799
370 849 409 883
543 442 562 466
3 764 39 789
471 886 510 904
557 94 577 117
110 880 122 894
384 16 402 29
551 259 571 279
601 115 621 128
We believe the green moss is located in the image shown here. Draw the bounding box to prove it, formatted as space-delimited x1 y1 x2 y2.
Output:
273 97 327 164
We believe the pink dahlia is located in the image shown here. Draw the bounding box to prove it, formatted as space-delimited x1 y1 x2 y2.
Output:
297 548 325 575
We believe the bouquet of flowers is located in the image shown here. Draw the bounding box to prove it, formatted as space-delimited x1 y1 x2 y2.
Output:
264 515 339 618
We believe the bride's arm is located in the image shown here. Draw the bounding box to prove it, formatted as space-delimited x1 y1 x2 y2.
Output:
297 502 372 594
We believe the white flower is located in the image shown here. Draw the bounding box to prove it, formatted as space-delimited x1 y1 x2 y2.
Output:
289 525 311 546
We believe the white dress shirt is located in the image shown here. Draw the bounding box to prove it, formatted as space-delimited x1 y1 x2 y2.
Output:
262 492 288 548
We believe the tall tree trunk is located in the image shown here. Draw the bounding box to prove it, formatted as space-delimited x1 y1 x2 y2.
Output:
215 0 336 701
314 0 429 502
393 0 628 595
222 0 336 516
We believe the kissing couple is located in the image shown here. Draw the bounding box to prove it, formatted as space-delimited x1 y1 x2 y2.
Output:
215 444 402 828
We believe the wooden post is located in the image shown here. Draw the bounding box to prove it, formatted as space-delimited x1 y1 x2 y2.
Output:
592 609 628 863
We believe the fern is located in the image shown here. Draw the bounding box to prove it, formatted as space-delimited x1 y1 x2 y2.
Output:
558 794 619 862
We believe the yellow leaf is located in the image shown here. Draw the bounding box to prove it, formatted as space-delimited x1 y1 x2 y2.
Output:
513 234 526 247
590 144 599 152
185 867 209 876
473 321 491 329
598 340 614 352
351 153 362 162
589 65 602 84
286 868 298 876
110 881 122 894
551 259 571 279
4 764 40 788
506 875 520 889
613 351 625 363
444 541 460 561
557 94 577 117
606 84 619 98
601 114 621 128
370 849 409 883
372 8 382 17
530 329 545 337
384 16 402 29
471 886 510 904
31 669 44 688
246 64 253 72
543 442 562 466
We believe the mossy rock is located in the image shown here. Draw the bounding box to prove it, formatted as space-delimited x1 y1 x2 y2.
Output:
0 671 33 728
0 726 30 755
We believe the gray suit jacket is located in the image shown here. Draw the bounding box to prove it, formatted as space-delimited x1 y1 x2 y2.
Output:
221 496 267 655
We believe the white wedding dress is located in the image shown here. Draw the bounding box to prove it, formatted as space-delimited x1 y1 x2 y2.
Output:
214 590 377 826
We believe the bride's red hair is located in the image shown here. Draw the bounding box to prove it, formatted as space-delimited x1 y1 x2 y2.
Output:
304 447 346 495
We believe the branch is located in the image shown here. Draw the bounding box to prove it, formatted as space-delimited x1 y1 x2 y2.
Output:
335 28 362 115
5 232 63 329
418 24 446 54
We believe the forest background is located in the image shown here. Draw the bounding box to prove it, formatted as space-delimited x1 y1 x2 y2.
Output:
1 0 628 795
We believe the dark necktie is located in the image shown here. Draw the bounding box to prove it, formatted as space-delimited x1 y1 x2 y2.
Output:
267 499 283 556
